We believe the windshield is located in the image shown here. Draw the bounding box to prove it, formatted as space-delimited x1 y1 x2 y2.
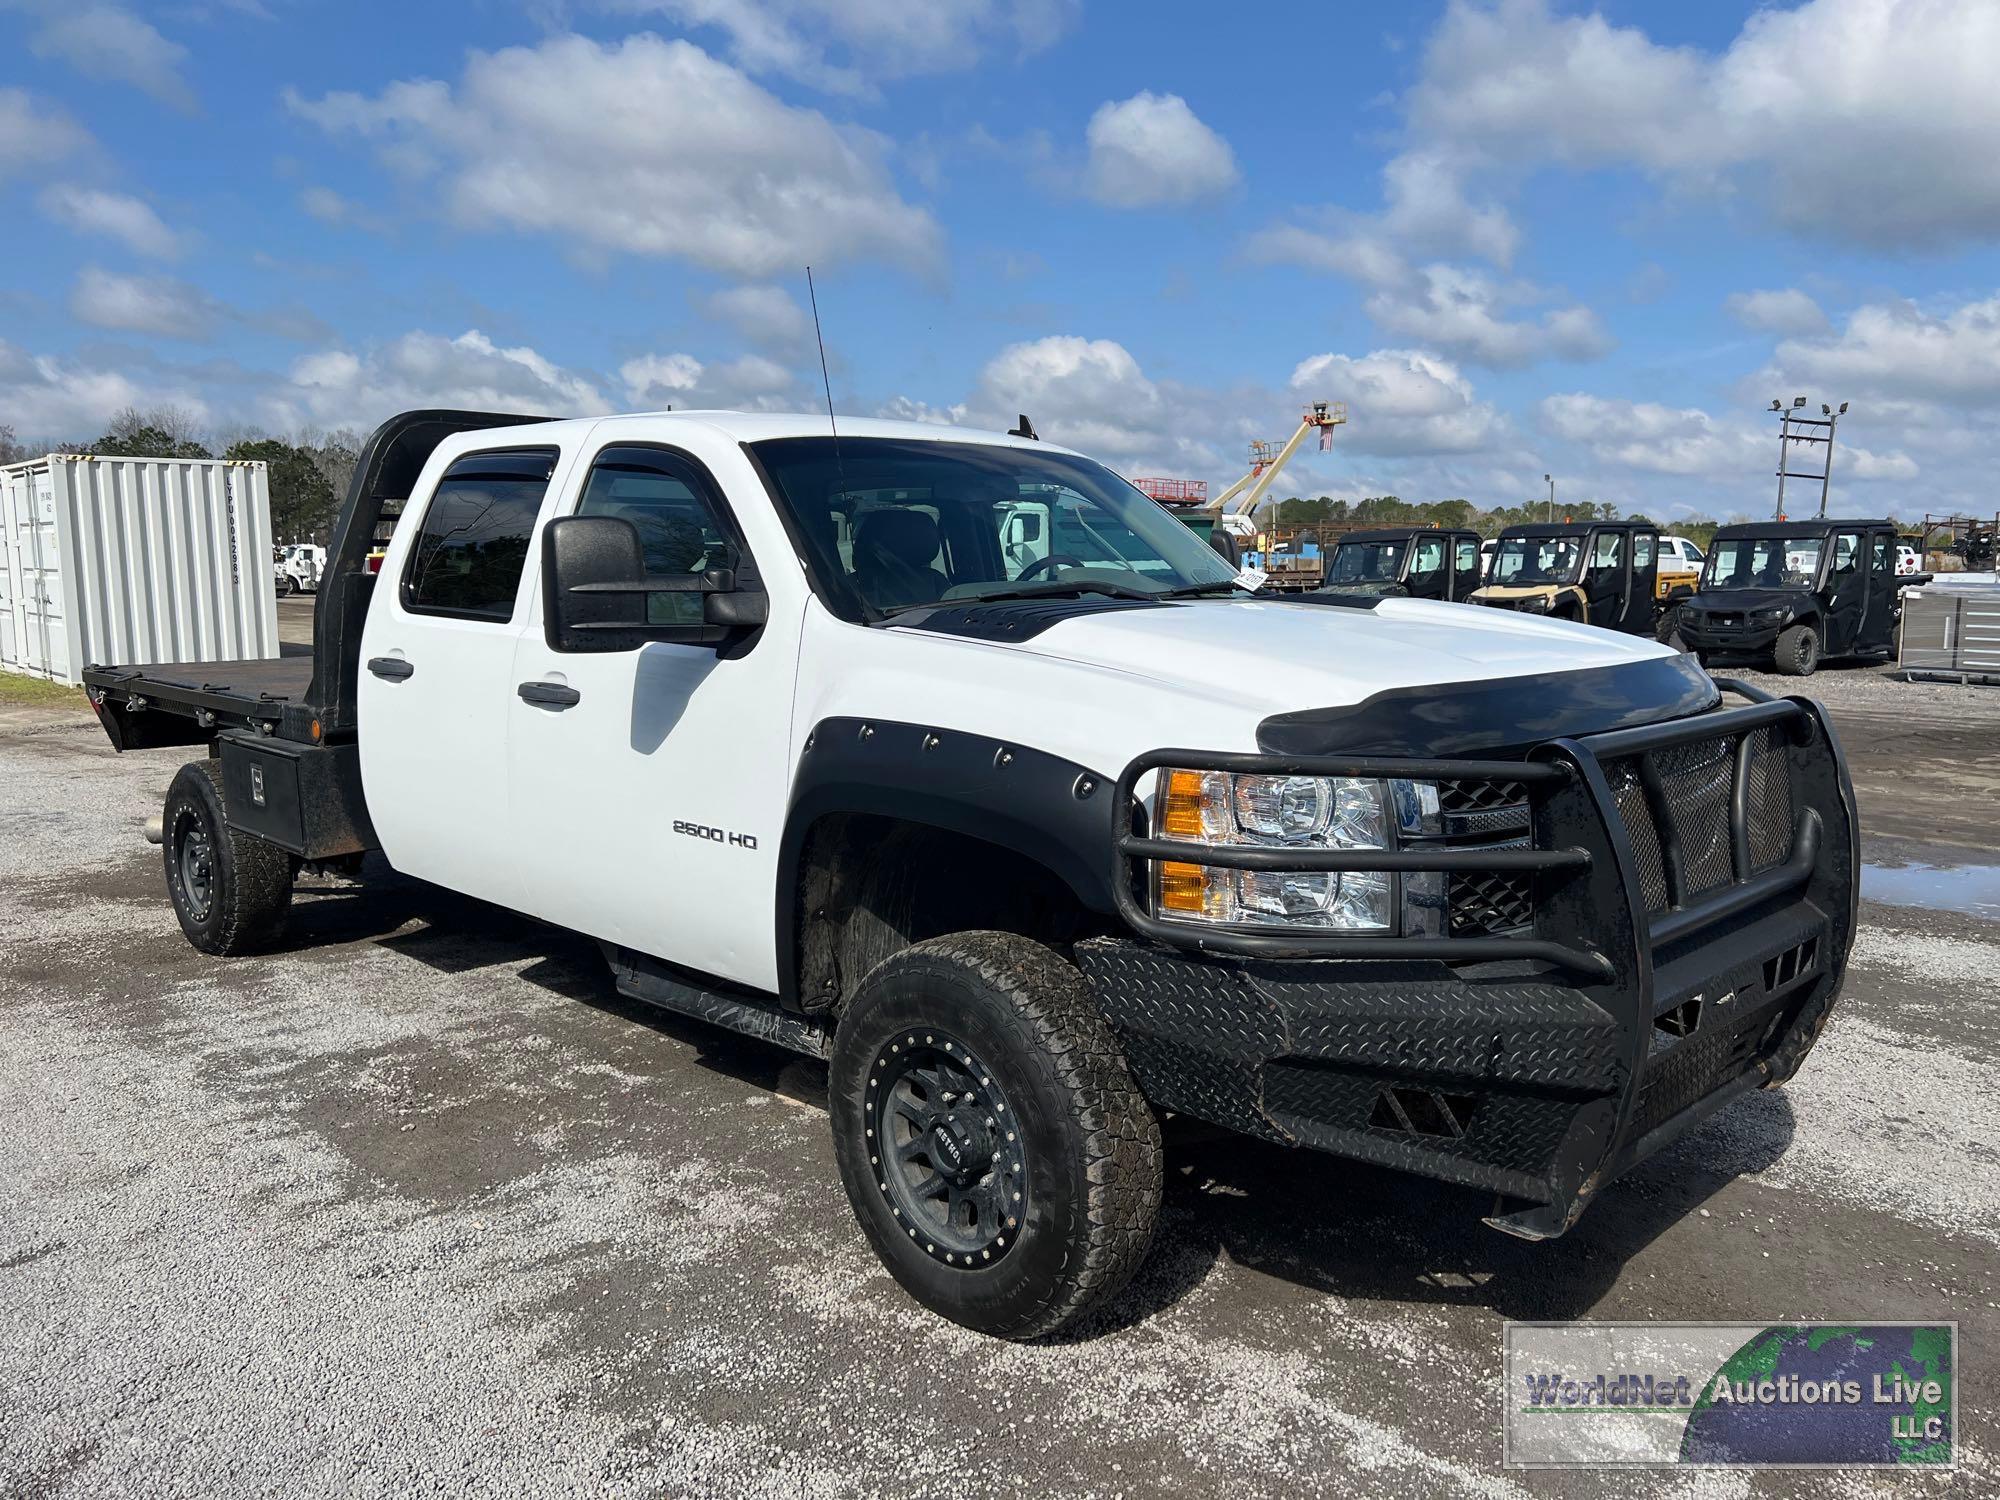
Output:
1492 535 1584 586
1703 536 1823 591
749 437 1242 617
1328 541 1404 582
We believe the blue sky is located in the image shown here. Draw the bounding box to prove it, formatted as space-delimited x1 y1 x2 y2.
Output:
4 0 1998 521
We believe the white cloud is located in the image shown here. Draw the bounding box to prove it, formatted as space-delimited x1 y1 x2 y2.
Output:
69 267 218 340
698 284 812 353
1289 349 1503 456
3 2 195 112
0 339 206 441
1364 266 1613 367
1769 293 2000 405
38 185 187 258
1726 288 1829 337
275 330 609 430
287 33 940 277
1410 0 2000 251
1083 92 1240 208
620 349 802 409
1540 392 1917 483
885 334 1508 487
604 0 1079 96
0 86 93 180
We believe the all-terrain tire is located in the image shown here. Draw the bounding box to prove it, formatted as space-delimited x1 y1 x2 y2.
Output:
1655 605 1683 645
829 932 1162 1340
1772 622 1820 677
162 758 295 955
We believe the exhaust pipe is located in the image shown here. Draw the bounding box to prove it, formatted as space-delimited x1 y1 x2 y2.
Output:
144 813 164 845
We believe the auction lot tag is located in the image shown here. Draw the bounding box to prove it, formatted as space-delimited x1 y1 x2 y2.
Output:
1504 1322 1955 1469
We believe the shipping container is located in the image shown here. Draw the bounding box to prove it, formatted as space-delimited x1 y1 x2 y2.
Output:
0 454 279 686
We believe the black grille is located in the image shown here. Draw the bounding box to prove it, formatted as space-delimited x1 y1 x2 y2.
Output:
1438 778 1526 815
1449 868 1535 936
1652 736 1736 896
1744 728 1794 869
1609 765 1670 913
1606 725 1796 915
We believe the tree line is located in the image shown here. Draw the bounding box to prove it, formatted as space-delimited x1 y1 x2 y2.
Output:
1 406 359 543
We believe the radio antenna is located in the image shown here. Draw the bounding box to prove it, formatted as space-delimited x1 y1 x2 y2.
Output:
805 266 847 496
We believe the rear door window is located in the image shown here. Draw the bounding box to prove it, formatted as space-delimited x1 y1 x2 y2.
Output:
402 448 558 621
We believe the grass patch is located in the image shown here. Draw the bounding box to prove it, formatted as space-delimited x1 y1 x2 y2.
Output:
0 671 89 710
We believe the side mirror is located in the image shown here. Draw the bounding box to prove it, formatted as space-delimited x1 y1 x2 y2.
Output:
542 515 768 653
1207 528 1240 567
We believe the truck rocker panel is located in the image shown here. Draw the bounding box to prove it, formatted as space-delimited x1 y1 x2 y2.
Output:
80 407 1860 1339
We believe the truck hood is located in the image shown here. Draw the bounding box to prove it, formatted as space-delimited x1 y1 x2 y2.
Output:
964 594 1673 712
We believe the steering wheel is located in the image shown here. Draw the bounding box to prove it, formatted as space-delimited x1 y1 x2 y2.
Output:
1016 552 1087 582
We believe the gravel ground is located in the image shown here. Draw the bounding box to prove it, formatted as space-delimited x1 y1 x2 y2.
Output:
2 658 1996 1496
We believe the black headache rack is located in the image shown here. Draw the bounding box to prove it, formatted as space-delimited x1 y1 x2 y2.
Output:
1075 680 1857 1240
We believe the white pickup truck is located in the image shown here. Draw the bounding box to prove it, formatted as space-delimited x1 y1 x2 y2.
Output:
85 409 1858 1339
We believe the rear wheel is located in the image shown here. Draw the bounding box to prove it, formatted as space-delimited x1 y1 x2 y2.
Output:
1773 622 1820 676
829 932 1161 1339
163 759 295 954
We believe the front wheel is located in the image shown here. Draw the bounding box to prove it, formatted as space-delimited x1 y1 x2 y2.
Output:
829 932 1162 1339
1773 622 1820 676
163 759 295 954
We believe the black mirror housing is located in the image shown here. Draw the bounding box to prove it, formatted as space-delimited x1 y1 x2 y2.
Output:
542 515 767 653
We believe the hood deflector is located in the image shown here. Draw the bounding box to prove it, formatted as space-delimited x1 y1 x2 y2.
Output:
1258 655 1720 758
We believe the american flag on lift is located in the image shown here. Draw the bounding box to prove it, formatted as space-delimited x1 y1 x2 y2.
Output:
1308 400 1346 451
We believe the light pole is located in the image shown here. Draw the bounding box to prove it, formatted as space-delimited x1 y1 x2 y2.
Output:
1544 474 1555 522
1769 397 1848 519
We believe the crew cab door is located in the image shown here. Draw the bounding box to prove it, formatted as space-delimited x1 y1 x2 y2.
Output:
1450 534 1481 601
1404 534 1447 599
1858 530 1896 650
506 441 798 990
357 444 568 909
1584 529 1626 628
1823 529 1866 653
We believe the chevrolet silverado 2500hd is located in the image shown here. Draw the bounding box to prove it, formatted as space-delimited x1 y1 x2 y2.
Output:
84 409 1858 1339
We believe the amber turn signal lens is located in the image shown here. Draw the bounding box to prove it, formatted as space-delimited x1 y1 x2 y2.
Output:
1157 860 1207 913
1161 769 1205 839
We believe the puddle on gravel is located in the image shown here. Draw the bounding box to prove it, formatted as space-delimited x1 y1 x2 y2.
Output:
1861 862 2000 919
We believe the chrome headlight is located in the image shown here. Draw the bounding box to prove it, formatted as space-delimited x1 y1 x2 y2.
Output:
1152 770 1434 931
1517 595 1550 613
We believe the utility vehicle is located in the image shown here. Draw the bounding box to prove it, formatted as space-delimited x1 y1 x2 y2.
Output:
85 409 1857 1338
1666 520 1901 676
1471 521 1662 633
1310 527 1483 602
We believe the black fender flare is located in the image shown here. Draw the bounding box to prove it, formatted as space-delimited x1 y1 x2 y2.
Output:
774 717 1123 1009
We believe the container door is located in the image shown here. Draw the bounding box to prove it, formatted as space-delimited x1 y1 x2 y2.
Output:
23 471 63 679
0 470 21 670
356 445 568 910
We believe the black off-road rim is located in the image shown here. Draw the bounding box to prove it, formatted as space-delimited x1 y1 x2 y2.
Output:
867 1031 1028 1268
174 811 214 922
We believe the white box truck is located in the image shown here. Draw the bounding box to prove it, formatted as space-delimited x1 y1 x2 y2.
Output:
0 454 279 685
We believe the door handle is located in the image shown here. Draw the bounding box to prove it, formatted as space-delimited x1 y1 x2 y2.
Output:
368 656 414 681
517 680 581 709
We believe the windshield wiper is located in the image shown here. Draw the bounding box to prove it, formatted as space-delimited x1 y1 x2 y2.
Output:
1157 579 1253 598
875 580 1164 617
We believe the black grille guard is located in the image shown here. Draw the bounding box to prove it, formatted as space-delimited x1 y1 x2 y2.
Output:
1108 678 1860 1238
1111 678 1855 974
